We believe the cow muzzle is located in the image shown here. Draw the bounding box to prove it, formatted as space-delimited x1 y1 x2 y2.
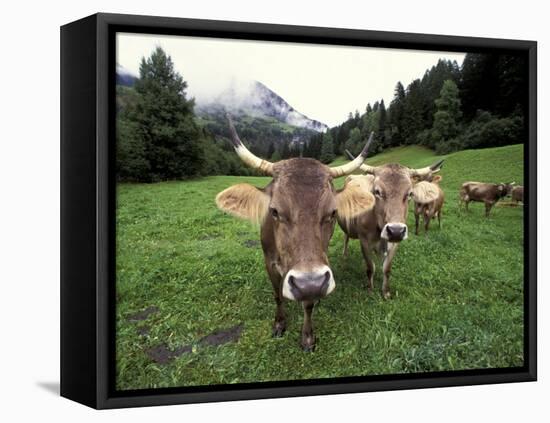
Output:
381 223 408 242
282 266 335 301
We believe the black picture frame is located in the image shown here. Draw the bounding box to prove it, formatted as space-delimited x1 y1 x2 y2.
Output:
60 12 537 409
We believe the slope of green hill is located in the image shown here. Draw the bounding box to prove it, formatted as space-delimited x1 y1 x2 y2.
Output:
330 144 523 193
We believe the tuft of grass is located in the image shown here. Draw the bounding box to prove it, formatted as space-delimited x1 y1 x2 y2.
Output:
116 144 524 390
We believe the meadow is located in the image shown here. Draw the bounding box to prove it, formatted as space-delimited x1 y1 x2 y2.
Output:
115 144 524 390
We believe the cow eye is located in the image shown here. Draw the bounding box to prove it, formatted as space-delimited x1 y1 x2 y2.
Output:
374 188 383 198
323 210 337 224
270 208 279 220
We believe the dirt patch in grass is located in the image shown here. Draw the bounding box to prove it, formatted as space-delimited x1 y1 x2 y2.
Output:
199 324 244 347
146 324 244 364
127 306 159 322
146 344 193 364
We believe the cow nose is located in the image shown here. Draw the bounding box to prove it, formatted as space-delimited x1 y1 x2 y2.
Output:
282 267 335 301
384 223 408 242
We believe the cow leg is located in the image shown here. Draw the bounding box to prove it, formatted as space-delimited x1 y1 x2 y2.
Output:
423 211 430 233
342 233 349 257
485 201 494 217
272 293 286 337
382 243 399 300
438 210 442 229
359 238 375 294
267 264 286 337
301 300 316 352
414 211 420 235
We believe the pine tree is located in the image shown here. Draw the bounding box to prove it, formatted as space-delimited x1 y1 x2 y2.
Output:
266 142 275 160
388 82 406 146
433 80 462 141
402 79 425 143
280 141 291 159
127 47 204 181
344 127 362 156
320 131 336 164
378 99 387 148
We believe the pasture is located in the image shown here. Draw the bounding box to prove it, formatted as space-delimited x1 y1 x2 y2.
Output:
115 144 524 390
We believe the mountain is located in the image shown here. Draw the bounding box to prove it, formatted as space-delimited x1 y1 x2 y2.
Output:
196 80 328 133
116 64 138 87
115 68 328 158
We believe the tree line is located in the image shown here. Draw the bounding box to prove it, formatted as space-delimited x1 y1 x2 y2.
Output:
117 47 257 182
305 54 527 163
117 47 528 181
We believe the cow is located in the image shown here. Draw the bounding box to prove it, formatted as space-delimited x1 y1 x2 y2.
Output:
216 116 376 351
459 182 514 217
412 175 445 235
340 151 444 299
511 185 524 204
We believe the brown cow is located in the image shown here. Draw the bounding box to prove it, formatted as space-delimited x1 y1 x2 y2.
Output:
216 116 375 351
412 175 445 235
339 154 444 299
459 182 514 217
511 185 524 204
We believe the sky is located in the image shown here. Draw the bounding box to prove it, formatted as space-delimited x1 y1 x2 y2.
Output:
117 33 466 128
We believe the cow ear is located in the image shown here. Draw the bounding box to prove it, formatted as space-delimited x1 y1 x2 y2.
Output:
411 175 421 184
336 182 375 223
413 181 440 204
216 184 270 225
432 175 442 184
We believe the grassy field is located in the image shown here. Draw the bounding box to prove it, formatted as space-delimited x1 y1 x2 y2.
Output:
116 144 524 390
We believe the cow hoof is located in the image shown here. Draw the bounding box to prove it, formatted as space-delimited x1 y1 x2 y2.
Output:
302 343 316 352
383 291 392 300
272 327 285 338
301 335 316 352
272 322 286 338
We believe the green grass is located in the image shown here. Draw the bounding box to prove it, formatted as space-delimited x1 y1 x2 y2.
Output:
116 144 524 390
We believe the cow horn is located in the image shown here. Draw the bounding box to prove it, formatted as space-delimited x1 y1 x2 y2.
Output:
329 132 374 177
409 158 445 178
226 114 274 175
344 148 377 175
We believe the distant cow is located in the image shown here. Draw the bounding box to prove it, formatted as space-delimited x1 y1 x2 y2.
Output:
340 151 444 299
216 116 375 351
412 175 445 234
459 182 514 217
511 185 524 204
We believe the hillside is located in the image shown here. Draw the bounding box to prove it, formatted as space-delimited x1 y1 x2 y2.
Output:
330 144 524 193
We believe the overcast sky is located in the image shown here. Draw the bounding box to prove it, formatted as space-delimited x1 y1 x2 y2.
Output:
117 33 466 127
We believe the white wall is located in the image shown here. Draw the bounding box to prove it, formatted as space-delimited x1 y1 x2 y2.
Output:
1 0 546 421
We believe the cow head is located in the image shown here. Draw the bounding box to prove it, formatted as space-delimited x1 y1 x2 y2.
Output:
345 150 444 243
498 182 515 198
216 116 375 302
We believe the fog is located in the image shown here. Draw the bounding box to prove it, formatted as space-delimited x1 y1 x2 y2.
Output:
117 33 465 127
